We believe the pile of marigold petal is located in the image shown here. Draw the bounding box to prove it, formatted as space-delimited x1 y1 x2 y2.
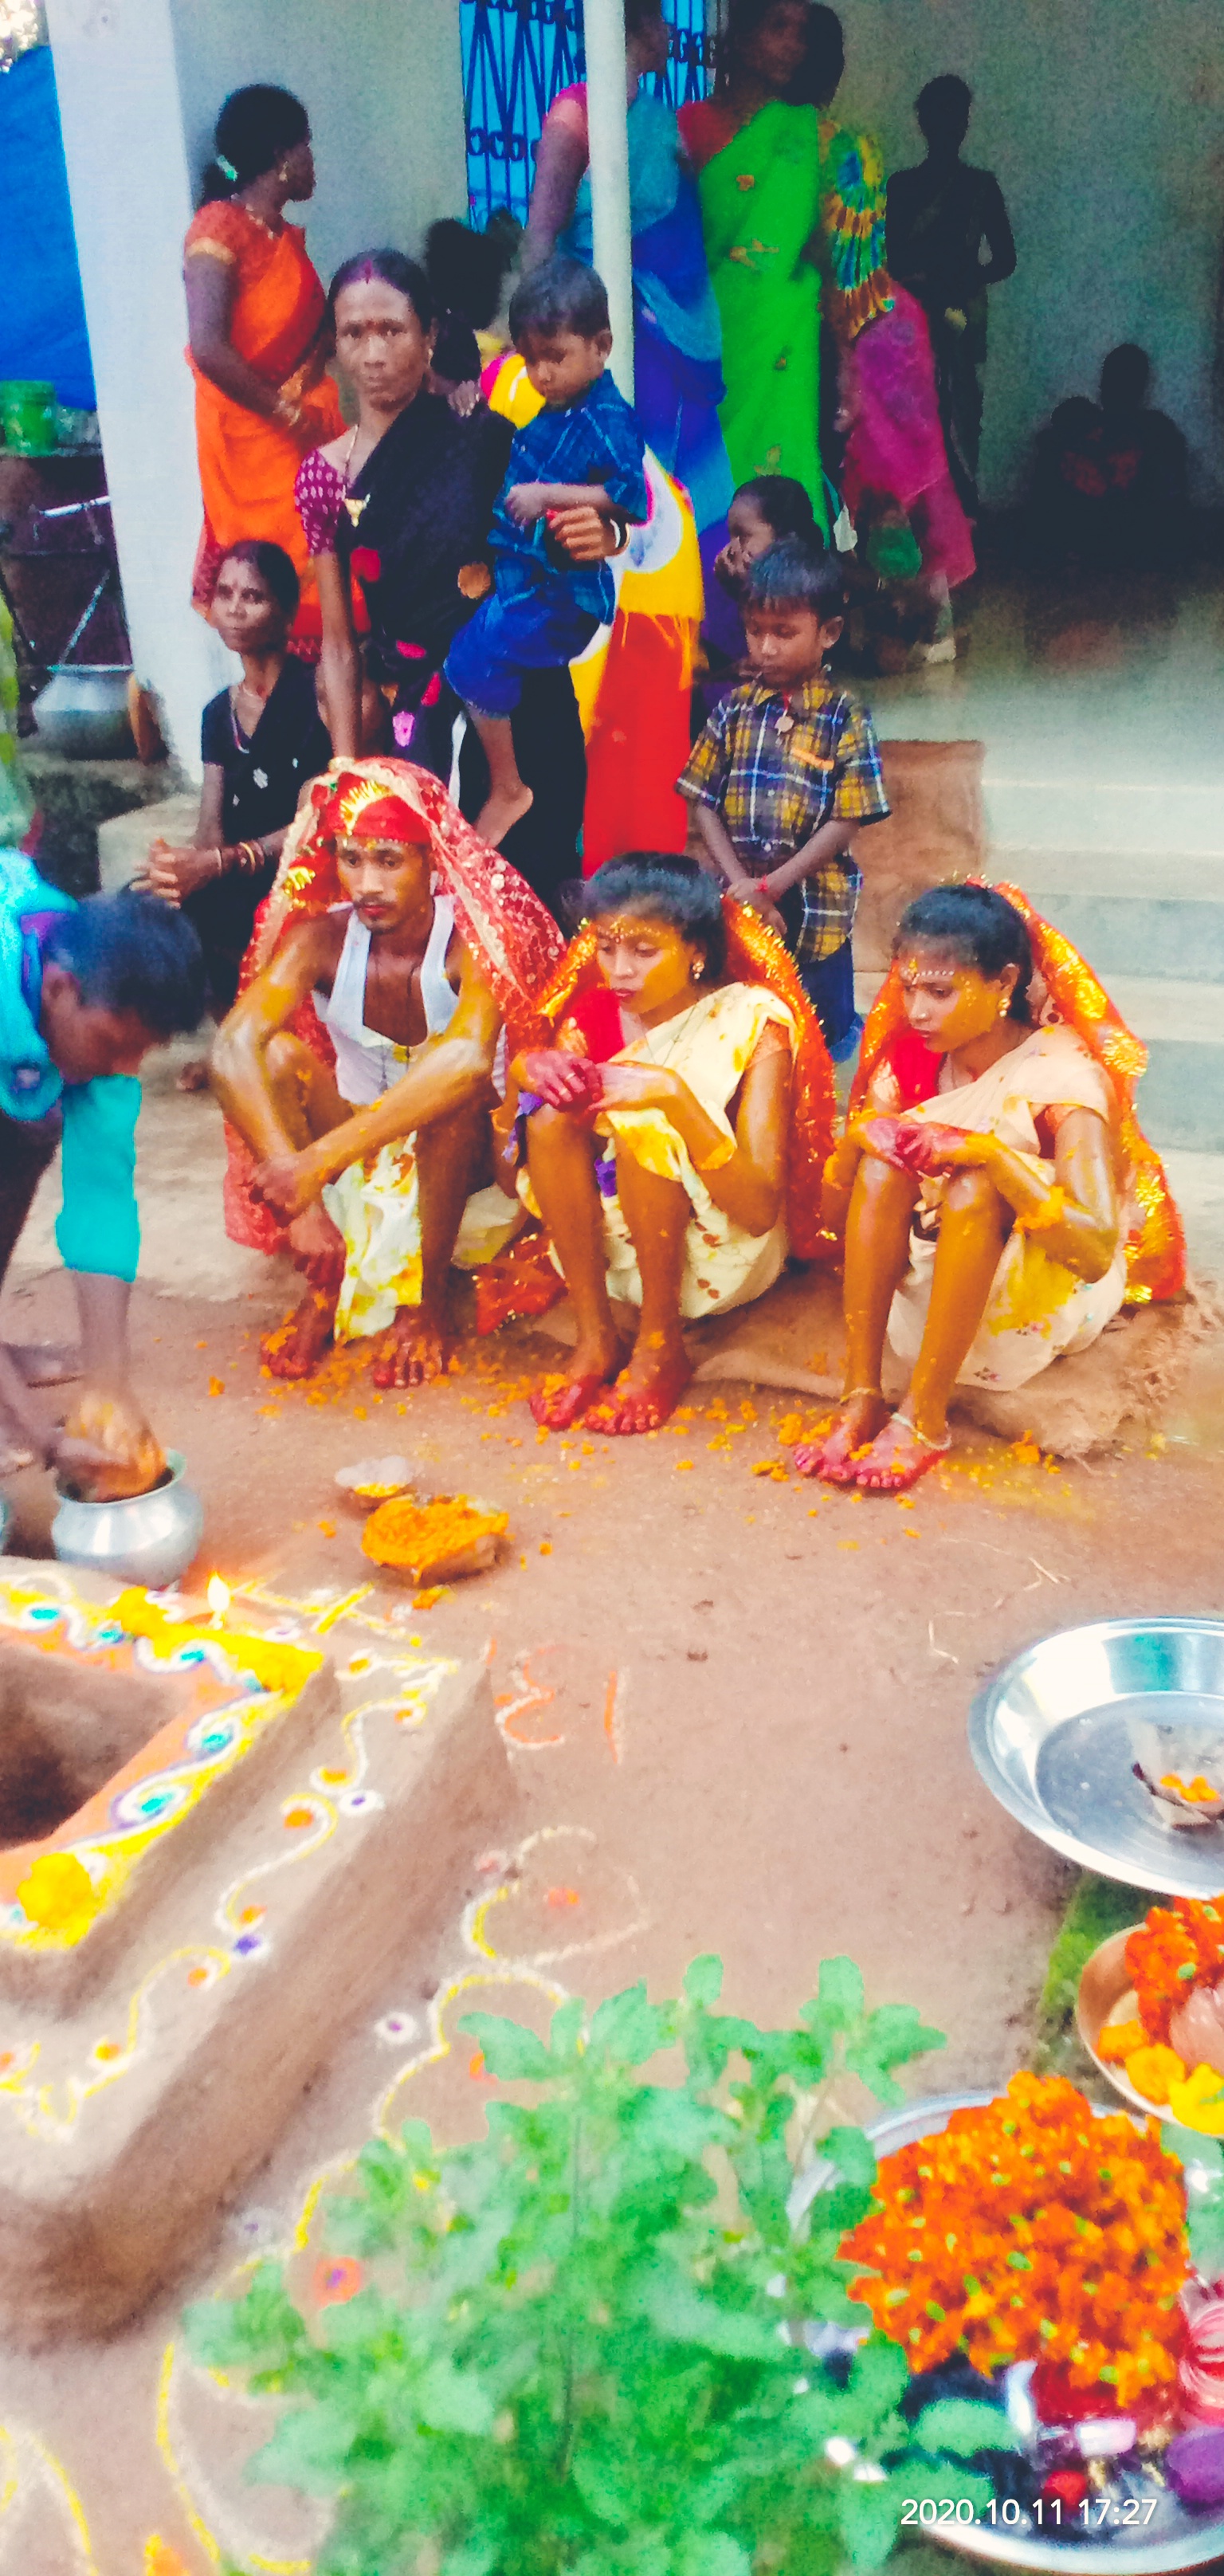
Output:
361 1494 508 1577
842 2071 1187 2407
1125 1898 1224 2043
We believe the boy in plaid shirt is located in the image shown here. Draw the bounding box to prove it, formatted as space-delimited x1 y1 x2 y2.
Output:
445 254 647 849
678 540 889 1059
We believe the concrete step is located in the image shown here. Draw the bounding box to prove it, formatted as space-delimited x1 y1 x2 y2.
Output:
984 779 1224 859
1159 1149 1224 1279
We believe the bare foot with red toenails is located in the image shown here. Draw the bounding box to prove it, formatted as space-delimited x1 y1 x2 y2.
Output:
853 1410 951 1494
530 1327 626 1431
794 1389 889 1483
583 1330 693 1435
372 1306 456 1389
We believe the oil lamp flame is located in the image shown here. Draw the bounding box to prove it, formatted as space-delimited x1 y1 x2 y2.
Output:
206 1575 231 1623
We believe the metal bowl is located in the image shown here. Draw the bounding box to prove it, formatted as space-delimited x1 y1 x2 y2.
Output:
798 2089 1224 2574
32 666 135 760
0 1495 9 1555
50 1450 203 1587
970 1620 1224 1898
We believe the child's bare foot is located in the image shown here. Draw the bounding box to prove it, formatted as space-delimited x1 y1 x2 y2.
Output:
475 783 534 848
853 1411 951 1494
371 1306 454 1389
529 1329 625 1430
584 1333 692 1435
261 1289 337 1380
793 1389 889 1482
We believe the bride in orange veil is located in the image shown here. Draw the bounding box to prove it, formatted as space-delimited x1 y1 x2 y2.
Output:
795 878 1184 1494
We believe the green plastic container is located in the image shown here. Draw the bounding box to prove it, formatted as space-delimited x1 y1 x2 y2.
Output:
0 381 58 456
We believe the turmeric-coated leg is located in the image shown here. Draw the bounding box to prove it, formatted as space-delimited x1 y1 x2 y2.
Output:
855 1164 1009 1493
525 1108 625 1428
795 1153 916 1479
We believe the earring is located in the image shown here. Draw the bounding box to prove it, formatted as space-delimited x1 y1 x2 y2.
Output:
691 959 704 982
277 162 290 183
998 999 1009 1020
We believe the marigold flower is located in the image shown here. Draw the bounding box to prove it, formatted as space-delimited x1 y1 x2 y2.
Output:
842 2072 1187 2405
1125 1899 1224 2042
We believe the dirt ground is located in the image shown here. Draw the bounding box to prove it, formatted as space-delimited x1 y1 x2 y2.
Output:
2 1074 1224 2571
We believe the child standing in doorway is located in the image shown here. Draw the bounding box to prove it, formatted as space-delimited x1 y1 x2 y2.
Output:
678 538 889 1061
444 253 648 847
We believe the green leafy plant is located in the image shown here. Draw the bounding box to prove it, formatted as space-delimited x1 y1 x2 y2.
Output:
186 1957 1010 2576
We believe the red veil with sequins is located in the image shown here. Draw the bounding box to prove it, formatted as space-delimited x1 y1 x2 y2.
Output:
222 756 565 1255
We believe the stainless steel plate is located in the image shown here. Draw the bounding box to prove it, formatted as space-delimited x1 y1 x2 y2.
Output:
969 1620 1224 1898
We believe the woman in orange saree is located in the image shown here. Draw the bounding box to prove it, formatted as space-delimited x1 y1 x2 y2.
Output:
184 85 344 658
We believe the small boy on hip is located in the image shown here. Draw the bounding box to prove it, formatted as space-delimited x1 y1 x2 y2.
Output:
677 540 889 1061
445 253 648 848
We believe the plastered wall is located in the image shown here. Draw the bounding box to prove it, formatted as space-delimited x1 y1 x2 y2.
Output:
837 0 1224 503
169 0 469 288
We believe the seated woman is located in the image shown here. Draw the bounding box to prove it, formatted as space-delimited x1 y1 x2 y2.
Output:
798 882 1185 1494
139 541 332 1084
508 854 835 1433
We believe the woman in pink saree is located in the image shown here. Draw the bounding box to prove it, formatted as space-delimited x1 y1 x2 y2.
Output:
795 9 974 639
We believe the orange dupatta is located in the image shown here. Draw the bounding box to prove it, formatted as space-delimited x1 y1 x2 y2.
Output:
186 202 344 647
849 881 1186 1306
532 893 836 1256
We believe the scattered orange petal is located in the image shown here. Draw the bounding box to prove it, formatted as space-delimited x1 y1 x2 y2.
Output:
539 1540 551 1556
208 1376 225 1397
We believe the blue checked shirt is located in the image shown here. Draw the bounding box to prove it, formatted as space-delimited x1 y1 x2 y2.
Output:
678 677 890 963
492 372 649 622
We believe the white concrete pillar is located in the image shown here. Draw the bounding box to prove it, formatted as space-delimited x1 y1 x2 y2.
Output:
583 0 635 400
42 0 227 776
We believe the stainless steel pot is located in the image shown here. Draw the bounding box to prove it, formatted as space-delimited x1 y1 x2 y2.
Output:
32 666 135 760
51 1451 204 1587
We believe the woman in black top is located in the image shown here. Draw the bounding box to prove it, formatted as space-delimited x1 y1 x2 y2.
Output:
140 541 332 1073
299 249 619 917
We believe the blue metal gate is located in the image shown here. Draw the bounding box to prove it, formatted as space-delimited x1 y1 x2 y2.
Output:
463 0 715 230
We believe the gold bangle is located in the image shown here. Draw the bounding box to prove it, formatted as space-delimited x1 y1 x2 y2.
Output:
693 1132 736 1173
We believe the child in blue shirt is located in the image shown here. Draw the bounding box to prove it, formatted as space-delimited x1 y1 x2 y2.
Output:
445 255 648 847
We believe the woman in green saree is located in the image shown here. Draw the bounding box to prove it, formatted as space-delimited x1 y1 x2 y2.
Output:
678 0 827 531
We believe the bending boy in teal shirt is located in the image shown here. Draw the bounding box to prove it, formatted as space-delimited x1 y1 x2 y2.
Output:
0 854 205 1480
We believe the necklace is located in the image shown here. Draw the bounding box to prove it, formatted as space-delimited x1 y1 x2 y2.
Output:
637 989 712 1066
341 423 369 528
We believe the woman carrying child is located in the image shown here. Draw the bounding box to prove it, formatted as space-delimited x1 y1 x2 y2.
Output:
138 540 332 1082
297 250 619 903
798 882 1185 1494
508 854 834 1433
